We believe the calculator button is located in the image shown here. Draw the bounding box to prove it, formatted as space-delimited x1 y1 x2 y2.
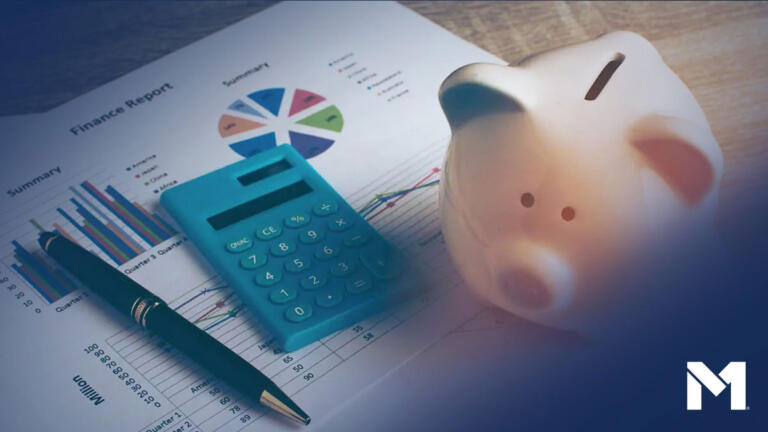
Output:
270 240 296 257
225 236 252 253
285 304 313 323
239 251 267 269
313 200 338 216
346 275 373 294
360 250 401 280
330 258 356 277
254 267 283 286
284 213 311 228
299 228 325 244
343 229 369 248
299 271 328 290
314 243 341 260
269 286 297 304
256 224 282 240
327 215 354 232
285 254 312 273
316 290 344 308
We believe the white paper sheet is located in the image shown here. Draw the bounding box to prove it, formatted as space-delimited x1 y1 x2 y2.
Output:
0 2 505 430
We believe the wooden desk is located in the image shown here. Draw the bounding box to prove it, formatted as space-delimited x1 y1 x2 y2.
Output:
407 1 768 252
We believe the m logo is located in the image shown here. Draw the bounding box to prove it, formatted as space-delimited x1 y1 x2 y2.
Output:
686 362 746 410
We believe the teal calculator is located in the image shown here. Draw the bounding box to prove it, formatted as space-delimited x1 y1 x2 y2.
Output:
161 145 410 351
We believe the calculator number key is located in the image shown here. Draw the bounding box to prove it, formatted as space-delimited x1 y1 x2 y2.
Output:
285 255 312 273
316 290 343 308
226 236 252 253
300 271 328 290
256 224 282 240
270 240 296 257
299 228 325 244
285 304 313 323
330 259 356 277
285 213 311 228
328 215 353 232
254 267 283 286
240 251 267 269
313 200 338 216
314 243 341 260
270 287 297 304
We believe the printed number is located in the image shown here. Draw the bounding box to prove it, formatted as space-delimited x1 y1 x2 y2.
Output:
209 387 221 396
240 415 252 423
292 364 304 372
323 246 333 255
363 333 374 341
265 272 275 281
309 275 319 286
352 325 363 333
278 243 290 251
294 306 305 316
230 405 241 414
280 289 289 298
219 397 230 405
282 355 294 364
293 258 304 269
307 230 318 239
303 373 314 381
84 344 99 354
338 262 349 272
248 255 259 264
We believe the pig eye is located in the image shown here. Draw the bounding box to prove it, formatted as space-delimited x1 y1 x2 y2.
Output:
561 206 576 221
520 192 535 208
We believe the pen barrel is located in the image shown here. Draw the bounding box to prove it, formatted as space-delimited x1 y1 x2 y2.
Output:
44 234 159 313
147 306 271 399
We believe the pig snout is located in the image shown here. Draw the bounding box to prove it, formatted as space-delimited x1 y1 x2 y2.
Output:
494 243 574 311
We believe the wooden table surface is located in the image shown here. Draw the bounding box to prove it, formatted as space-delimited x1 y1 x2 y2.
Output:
5 1 767 250
407 1 768 252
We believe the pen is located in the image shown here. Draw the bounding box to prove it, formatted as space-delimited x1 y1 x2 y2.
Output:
38 231 310 426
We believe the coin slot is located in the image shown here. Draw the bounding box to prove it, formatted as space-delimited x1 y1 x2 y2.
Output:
584 53 625 101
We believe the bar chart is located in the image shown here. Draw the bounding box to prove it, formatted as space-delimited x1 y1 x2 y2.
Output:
8 179 177 304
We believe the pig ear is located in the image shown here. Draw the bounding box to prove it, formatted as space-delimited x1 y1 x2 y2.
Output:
439 63 530 130
629 115 720 206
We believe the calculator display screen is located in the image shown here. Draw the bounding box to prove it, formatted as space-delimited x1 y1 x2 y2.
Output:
207 181 313 230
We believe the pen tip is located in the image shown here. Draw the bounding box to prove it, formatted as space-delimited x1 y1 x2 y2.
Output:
260 388 311 425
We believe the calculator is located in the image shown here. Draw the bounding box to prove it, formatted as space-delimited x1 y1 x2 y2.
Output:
161 145 412 351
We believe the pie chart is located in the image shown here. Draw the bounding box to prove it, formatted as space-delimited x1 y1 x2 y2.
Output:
218 87 344 159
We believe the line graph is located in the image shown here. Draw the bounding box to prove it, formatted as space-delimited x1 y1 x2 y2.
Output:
358 167 441 221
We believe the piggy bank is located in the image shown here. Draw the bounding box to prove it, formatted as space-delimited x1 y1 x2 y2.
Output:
438 31 723 333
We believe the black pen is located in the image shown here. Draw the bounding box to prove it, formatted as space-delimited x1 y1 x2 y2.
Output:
38 231 310 426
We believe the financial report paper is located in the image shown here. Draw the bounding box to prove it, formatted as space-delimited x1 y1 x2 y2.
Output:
0 2 504 430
